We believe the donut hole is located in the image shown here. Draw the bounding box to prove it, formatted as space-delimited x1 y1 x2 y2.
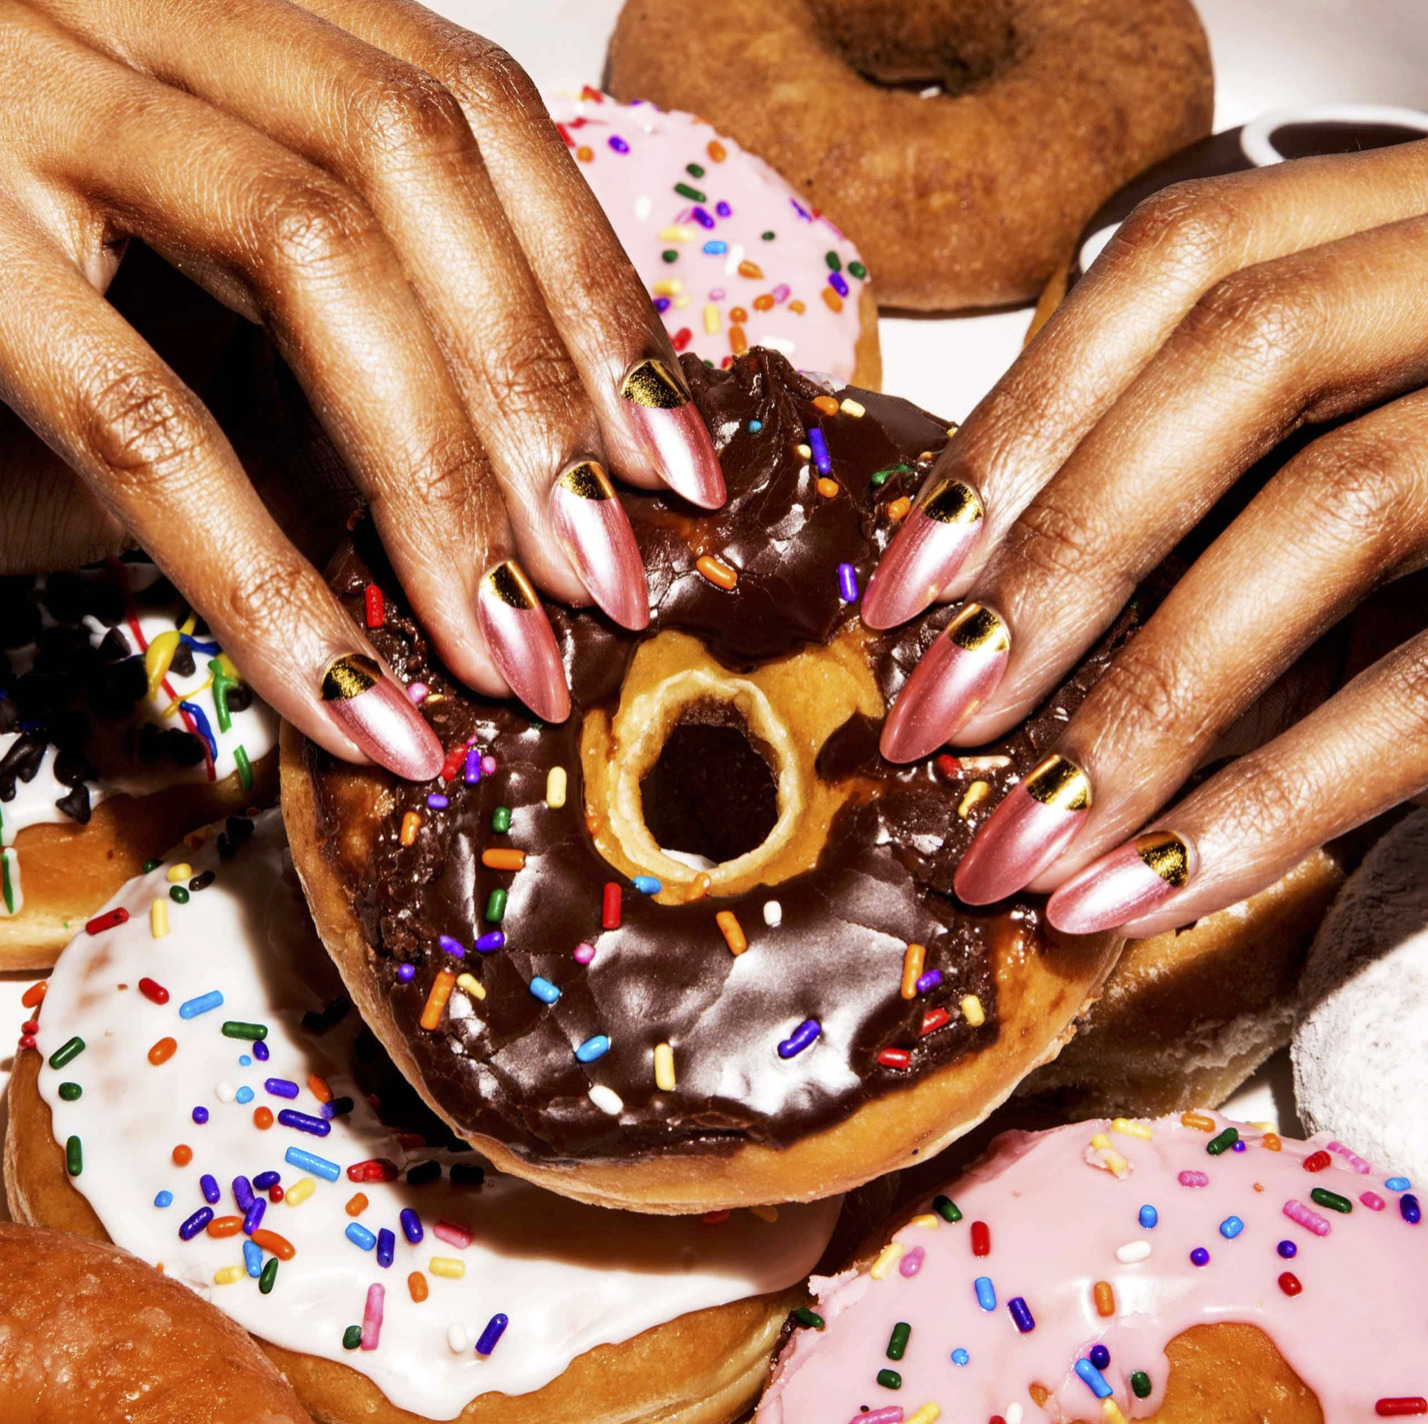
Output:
639 703 780 866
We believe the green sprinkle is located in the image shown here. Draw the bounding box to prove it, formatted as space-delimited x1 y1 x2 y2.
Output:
58 1082 82 1101
208 657 238 734
932 1194 962 1223
485 888 508 923
491 806 512 834
761 230 776 241
259 1257 279 1295
1206 1127 1239 1156
1311 1187 1353 1214
221 1021 268 1041
49 1036 85 1070
1131 1372 1152 1399
234 744 253 792
1 850 14 915
886 1321 911 1360
143 859 162 873
674 182 705 202
792 1307 824 1329
169 885 191 904
848 260 868 279
342 1324 363 1350
825 251 842 272
661 249 678 263
66 1135 83 1177
876 1369 902 1390
685 162 705 178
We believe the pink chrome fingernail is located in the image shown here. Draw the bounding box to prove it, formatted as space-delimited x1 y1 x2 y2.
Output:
475 560 571 722
549 459 650 631
861 477 985 630
880 603 1010 763
953 753 1092 905
619 357 725 508
1048 831 1191 934
321 653 443 781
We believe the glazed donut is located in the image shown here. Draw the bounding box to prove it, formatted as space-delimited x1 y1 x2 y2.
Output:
5 810 867 1424
0 560 276 968
756 1112 1428 1424
549 90 881 388
1294 808 1428 1193
282 348 1124 1215
0 1222 313 1424
606 0 1214 310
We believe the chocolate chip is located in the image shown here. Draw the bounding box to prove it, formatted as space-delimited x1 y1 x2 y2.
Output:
54 783 91 824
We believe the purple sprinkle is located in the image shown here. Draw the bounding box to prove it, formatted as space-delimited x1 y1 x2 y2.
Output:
914 969 942 995
232 1176 254 1212
771 283 791 303
264 1078 299 1099
808 427 831 475
1232 1139 1247 1152
191 1106 209 1125
777 1019 821 1059
406 681 429 704
199 1174 221 1205
654 296 671 312
476 931 506 954
829 271 849 298
397 963 416 983
464 748 481 784
899 1245 926 1277
475 1313 509 1357
607 134 629 154
791 198 813 221
253 1171 280 1191
1007 1297 1035 1333
1190 1247 1210 1266
480 754 497 776
716 200 732 218
179 1207 213 1241
1278 1239 1298 1258
278 1109 330 1138
377 1227 396 1267
253 1040 270 1062
1403 1193 1422 1224
692 206 715 229
708 287 726 301
243 1197 266 1235
400 1208 424 1244
573 942 596 965
426 793 449 810
439 934 466 960
837 563 859 603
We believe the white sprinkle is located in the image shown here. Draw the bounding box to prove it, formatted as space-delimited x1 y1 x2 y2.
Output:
588 1084 624 1116
723 242 746 276
633 194 652 221
839 398 866 418
959 754 1012 771
447 1323 470 1354
215 1081 236 1104
1115 1240 1152 1264
1007 1407 1024 1424
763 900 782 927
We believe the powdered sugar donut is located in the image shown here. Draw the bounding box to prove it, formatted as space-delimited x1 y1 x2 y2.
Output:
1293 807 1428 1191
548 91 880 387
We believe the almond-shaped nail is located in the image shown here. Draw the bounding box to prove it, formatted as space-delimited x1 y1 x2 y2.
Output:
321 653 443 781
476 560 570 723
549 460 650 631
1047 831 1191 934
619 357 725 508
880 603 1010 763
953 753 1091 905
861 477 985 630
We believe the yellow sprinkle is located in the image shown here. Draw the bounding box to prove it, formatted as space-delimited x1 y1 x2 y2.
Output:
909 1213 940 1230
870 1241 905 1279
907 1406 942 1424
961 995 985 1027
840 398 866 418
166 863 192 884
456 972 487 1002
703 303 721 334
1112 1117 1153 1140
652 278 682 297
750 1203 779 1223
285 1176 316 1207
946 423 960 438
150 899 169 940
956 780 991 818
1103 1400 1128 1424
795 443 812 461
162 675 212 718
671 294 690 309
429 1257 465 1279
658 225 696 242
213 1265 244 1285
1090 1134 1129 1175
144 629 182 697
546 766 568 809
1250 1120 1276 1132
653 1041 676 1092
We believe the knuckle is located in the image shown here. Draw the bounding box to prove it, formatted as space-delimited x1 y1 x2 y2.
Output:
475 331 583 422
346 64 472 166
1381 637 1428 742
1178 266 1322 381
253 175 376 281
434 37 539 119
1088 646 1199 744
222 552 326 634
1291 428 1407 545
1003 496 1115 590
1103 180 1244 287
390 433 491 524
80 364 209 487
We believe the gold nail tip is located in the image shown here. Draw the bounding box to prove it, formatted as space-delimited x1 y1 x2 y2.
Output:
321 652 381 702
483 560 539 611
557 461 615 500
1136 831 1190 886
947 603 1011 654
921 478 984 526
1024 753 1092 811
620 358 688 410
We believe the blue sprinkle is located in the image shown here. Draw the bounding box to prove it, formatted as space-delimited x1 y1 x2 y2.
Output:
377 1228 396 1268
180 633 221 654
243 1199 266 1235
278 1109 330 1137
748 419 763 433
475 1313 509 1356
253 1171 280 1190
286 1147 340 1181
828 271 849 298
1007 1297 1035 1333
200 1174 221 1205
791 197 813 221
235 1086 254 1105
1139 1205 1159 1230
179 1207 213 1241
179 990 224 1020
1190 1247 1210 1266
575 1035 611 1063
914 968 941 995
632 875 662 894
529 977 562 1005
346 1222 377 1251
808 427 831 475
179 701 218 760
253 1040 270 1062
777 1019 821 1059
607 134 629 154
1090 1343 1111 1370
837 563 858 603
232 1176 255 1212
426 793 449 810
476 931 506 953
951 1348 970 1366
974 1277 996 1311
691 206 715 229
439 934 466 959
654 297 671 313
264 1078 299 1099
1387 1177 1412 1192
1220 1215 1245 1239
1075 1359 1113 1399
1277 1239 1297 1259
238 1055 252 1068
1402 1193 1422 1224
702 240 728 255
244 1239 263 1278
192 1106 209 1125
400 1208 424 1244
716 200 732 218
397 963 416 983
154 1190 174 1209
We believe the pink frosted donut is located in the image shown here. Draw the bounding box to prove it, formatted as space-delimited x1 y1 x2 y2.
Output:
548 91 880 387
757 1113 1427 1423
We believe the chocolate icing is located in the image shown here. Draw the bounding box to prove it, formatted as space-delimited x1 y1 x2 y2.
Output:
303 351 1131 1164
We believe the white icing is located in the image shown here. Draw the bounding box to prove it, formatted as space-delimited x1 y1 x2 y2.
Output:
35 812 839 1420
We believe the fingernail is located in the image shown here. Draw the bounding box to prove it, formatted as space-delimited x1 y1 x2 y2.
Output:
619 358 725 508
549 460 650 631
953 753 1092 905
880 603 1010 763
1048 831 1191 934
861 478 985 629
321 653 443 781
476 560 571 722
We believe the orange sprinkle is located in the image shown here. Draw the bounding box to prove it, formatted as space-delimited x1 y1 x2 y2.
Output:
789 300 806 314
729 324 749 357
1181 1111 1217 1132
172 1144 193 1167
812 395 839 416
696 554 738 590
816 477 839 499
887 496 912 521
716 910 747 956
251 1229 295 1261
207 1216 243 1238
1094 1281 1115 1317
307 1074 332 1104
400 811 422 846
420 966 457 1031
481 848 526 872
408 1270 429 1303
684 872 712 903
346 1193 369 1217
753 293 775 312
253 1106 274 1130
1263 1132 1283 1152
737 260 763 280
575 145 593 162
900 944 926 1000
21 982 46 1009
821 288 844 314
730 305 749 323
148 1036 177 1066
706 139 726 162
585 812 601 835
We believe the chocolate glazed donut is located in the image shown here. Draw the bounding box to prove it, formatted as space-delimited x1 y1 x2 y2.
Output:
283 351 1124 1213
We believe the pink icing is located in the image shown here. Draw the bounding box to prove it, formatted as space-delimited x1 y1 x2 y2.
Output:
756 1114 1426 1423
546 92 870 383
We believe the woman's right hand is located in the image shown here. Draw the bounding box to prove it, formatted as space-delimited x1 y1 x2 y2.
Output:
0 0 722 780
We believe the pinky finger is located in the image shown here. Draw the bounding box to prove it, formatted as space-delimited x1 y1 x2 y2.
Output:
1048 625 1428 937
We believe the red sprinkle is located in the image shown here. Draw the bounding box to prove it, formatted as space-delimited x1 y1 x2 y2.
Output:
439 746 467 782
347 1158 400 1183
602 883 621 930
18 1034 35 1050
139 977 170 1005
876 1047 912 1069
1377 1401 1428 1417
919 1008 951 1037
701 1209 731 1226
970 1220 991 1257
364 584 385 629
85 907 130 935
1278 1272 1303 1297
1303 1150 1333 1173
269 1184 284 1202
21 1020 38 1035
935 753 962 779
671 327 693 353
